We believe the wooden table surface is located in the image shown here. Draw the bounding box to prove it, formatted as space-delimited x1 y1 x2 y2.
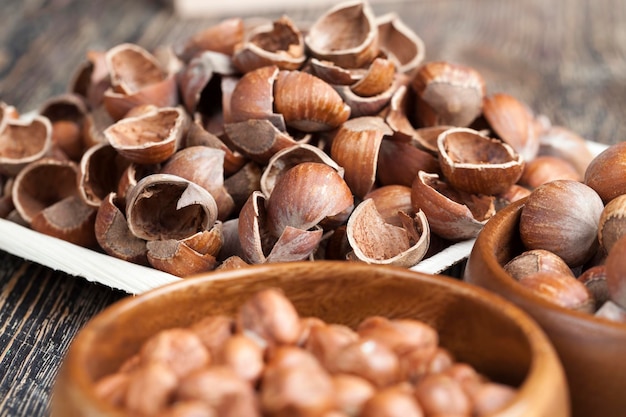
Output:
1 0 625 415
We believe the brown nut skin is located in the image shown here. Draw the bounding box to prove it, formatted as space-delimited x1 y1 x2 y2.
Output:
237 288 301 347
214 333 264 383
519 179 604 267
332 374 376 416
360 385 424 417
356 316 438 357
377 139 441 188
517 271 595 313
412 373 472 416
503 249 574 281
304 323 359 369
584 141 626 204
605 234 626 309
326 339 400 388
138 328 210 378
346 199 430 268
177 366 260 417
261 348 335 417
125 362 178 416
188 315 235 357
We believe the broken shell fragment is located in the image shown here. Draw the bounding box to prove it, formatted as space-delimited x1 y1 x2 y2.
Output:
0 115 53 176
305 0 379 69
347 198 430 267
104 106 188 164
103 43 178 120
377 139 441 187
30 194 98 248
238 191 323 264
160 146 235 221
350 58 396 98
437 127 524 196
177 51 236 115
363 185 414 228
229 65 285 129
232 15 306 73
260 143 343 197
309 58 364 86
95 192 149 265
12 158 80 224
376 12 425 76
411 171 496 241
224 119 298 164
146 224 223 276
78 143 132 208
39 93 89 160
69 50 111 109
125 173 219 242
330 116 392 198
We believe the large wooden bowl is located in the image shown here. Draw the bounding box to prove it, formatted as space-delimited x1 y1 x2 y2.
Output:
465 198 626 417
53 261 568 417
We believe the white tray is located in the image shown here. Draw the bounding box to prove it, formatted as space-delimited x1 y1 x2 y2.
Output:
0 140 608 295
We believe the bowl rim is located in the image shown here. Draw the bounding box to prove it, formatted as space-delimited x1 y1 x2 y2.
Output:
473 197 626 331
57 261 568 417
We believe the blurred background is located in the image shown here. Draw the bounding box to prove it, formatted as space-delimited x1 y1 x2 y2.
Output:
1 0 626 144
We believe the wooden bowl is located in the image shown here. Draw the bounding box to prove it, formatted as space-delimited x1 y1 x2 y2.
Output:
52 261 568 417
465 198 626 417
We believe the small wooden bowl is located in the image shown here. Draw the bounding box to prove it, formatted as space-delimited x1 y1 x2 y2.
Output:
465 198 626 417
53 261 568 417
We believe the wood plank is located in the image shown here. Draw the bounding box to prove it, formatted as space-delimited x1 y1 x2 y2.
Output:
0 0 625 415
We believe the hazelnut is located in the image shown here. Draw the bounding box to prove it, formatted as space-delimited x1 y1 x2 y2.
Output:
519 179 604 267
518 271 595 313
413 373 471 416
237 288 302 347
503 249 574 280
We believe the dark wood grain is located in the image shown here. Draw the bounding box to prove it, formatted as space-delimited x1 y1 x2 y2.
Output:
0 0 625 415
0 251 125 416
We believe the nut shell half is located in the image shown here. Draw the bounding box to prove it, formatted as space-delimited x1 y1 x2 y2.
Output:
125 173 219 241
104 107 188 164
437 127 524 196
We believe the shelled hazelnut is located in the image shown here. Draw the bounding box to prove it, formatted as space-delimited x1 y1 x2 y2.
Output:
94 288 518 416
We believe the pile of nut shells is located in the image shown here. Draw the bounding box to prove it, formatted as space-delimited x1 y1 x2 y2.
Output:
502 142 626 324
0 0 595 277
94 288 517 417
